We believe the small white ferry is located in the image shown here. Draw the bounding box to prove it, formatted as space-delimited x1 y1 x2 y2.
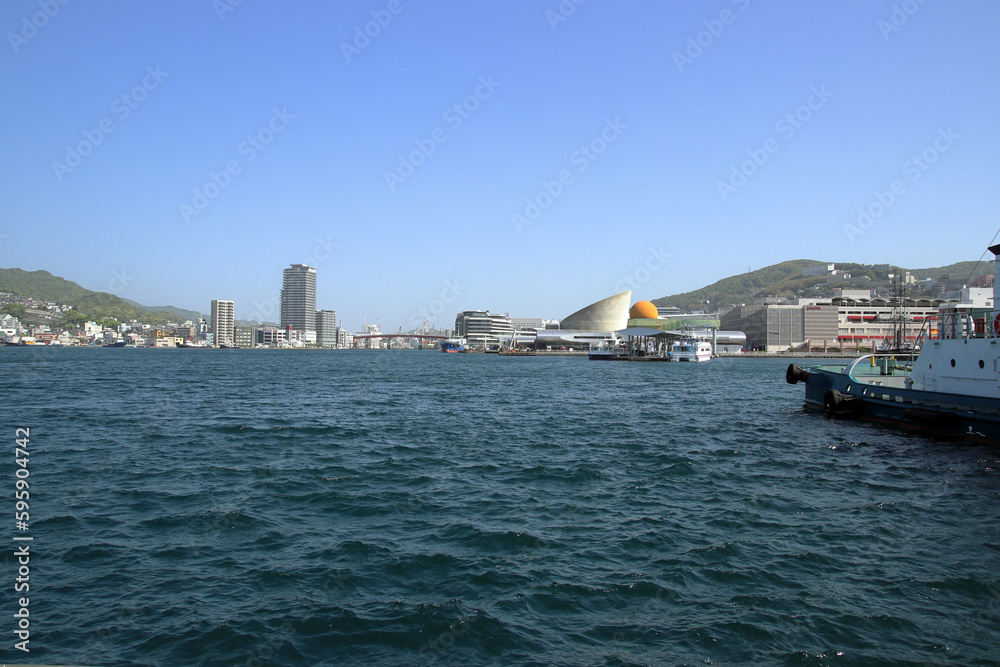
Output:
669 338 712 362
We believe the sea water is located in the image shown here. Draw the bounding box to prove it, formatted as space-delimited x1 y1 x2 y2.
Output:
3 348 999 666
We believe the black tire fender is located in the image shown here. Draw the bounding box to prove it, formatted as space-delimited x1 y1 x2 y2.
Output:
786 363 809 384
823 389 843 413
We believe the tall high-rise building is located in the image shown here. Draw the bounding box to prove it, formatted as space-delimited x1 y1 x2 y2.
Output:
210 300 235 348
280 264 317 334
316 309 338 347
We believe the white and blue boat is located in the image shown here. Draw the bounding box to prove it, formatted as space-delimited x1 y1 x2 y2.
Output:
440 338 466 353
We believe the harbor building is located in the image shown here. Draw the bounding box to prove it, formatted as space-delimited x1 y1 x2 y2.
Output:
280 264 317 338
720 287 994 352
233 325 256 349
559 291 631 331
534 291 632 350
510 317 548 332
256 328 302 347
316 309 338 347
455 311 514 348
210 299 235 347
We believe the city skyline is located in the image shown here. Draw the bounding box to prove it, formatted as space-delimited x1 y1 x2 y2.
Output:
2 2 999 333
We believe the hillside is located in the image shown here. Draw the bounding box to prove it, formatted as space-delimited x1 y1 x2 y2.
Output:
121 298 205 322
652 259 992 313
0 268 181 325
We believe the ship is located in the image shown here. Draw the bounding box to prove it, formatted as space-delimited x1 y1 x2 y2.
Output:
669 337 713 362
439 338 466 353
785 242 1000 444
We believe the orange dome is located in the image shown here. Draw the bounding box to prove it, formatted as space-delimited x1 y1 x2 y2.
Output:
629 301 659 320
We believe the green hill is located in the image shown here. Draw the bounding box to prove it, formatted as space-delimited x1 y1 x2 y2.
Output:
652 259 992 313
0 268 180 325
651 259 820 312
121 298 204 322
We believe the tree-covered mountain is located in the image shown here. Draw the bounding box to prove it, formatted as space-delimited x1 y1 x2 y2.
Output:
652 259 992 313
0 268 182 325
120 298 205 323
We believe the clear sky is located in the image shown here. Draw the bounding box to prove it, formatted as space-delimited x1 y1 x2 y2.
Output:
2 1 999 331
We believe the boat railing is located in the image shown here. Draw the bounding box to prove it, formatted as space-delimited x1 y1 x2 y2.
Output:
842 353 915 379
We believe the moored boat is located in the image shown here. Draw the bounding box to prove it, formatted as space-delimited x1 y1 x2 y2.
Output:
440 339 466 353
669 337 712 362
786 242 1000 444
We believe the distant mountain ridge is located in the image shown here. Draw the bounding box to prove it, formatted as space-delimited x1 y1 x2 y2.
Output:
3 259 993 327
652 259 992 313
0 268 189 324
120 298 205 322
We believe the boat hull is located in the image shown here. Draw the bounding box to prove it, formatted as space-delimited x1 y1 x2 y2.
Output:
792 364 1000 444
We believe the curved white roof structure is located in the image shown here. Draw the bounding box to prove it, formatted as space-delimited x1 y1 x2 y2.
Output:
560 291 631 331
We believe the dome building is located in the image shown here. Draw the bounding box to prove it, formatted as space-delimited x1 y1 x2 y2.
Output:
534 291 632 350
628 300 659 320
559 291 632 331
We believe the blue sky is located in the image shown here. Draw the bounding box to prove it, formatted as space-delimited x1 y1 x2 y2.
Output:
2 1 999 331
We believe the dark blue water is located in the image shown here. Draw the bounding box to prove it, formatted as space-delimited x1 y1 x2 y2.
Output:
4 348 1000 666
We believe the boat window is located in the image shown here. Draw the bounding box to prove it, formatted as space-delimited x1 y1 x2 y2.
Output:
980 360 985 369
950 359 956 367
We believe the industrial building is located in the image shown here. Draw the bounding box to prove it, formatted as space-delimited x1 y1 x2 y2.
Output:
720 288 993 352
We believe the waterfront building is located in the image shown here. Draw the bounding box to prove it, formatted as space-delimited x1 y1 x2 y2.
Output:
455 310 514 348
533 292 632 351
280 264 317 335
718 291 989 352
559 291 631 331
211 300 235 347
153 336 184 348
316 310 338 347
510 317 545 332
256 328 302 347
233 325 256 349
172 324 197 341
